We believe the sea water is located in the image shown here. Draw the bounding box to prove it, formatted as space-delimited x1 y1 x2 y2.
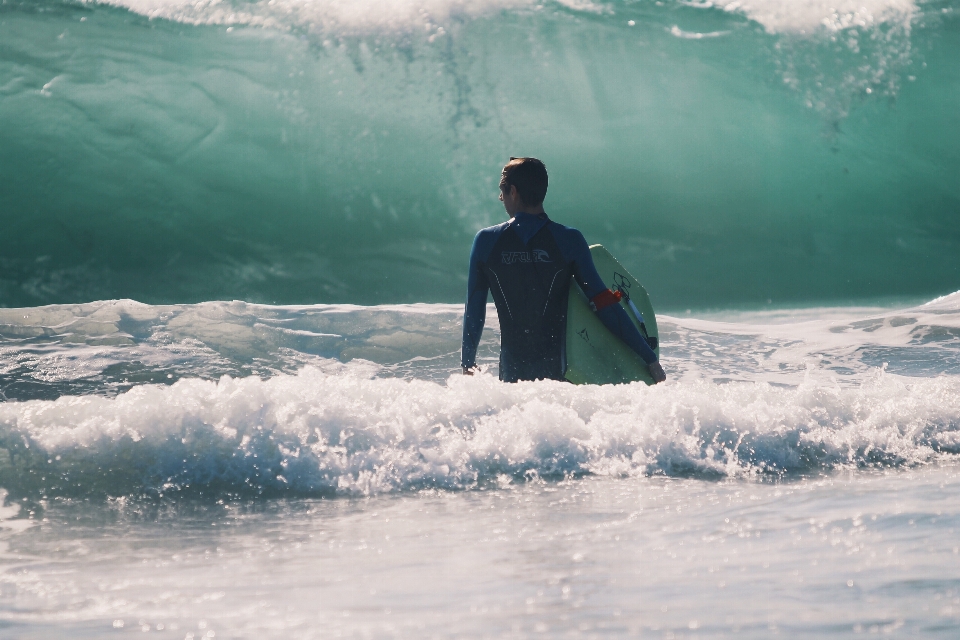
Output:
2 0 959 308
3 0 960 638
0 297 959 637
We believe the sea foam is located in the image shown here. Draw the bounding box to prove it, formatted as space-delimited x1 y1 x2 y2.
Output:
90 0 546 33
2 293 959 498
725 0 915 34
0 361 958 498
91 0 916 35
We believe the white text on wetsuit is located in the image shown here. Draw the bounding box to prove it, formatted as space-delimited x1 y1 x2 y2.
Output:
501 250 552 265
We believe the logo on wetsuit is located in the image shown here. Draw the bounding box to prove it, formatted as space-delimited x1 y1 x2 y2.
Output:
501 249 552 265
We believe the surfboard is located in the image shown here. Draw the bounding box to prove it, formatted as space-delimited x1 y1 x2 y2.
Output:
564 245 660 386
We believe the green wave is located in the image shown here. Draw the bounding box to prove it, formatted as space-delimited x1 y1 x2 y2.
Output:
1 0 958 309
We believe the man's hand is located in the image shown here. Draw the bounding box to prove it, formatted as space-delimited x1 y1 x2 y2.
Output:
648 362 666 384
463 365 479 376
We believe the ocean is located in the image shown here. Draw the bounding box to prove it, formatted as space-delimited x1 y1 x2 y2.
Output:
2 0 960 637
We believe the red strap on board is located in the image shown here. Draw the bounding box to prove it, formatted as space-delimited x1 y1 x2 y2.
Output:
590 288 622 311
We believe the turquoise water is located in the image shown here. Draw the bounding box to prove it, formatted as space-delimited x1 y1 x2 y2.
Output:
3 1 960 637
2 0 959 308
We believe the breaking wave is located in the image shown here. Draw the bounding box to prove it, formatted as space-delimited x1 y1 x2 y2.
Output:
2 0 958 308
0 292 958 497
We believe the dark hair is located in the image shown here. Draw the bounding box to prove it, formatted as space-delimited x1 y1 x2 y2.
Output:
502 157 548 207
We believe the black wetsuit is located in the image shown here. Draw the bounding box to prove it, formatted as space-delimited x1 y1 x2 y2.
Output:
461 212 657 382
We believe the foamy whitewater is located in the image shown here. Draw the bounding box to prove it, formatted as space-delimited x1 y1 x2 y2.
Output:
3 0 960 637
0 295 959 637
2 296 960 498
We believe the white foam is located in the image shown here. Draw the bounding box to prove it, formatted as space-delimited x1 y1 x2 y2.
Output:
0 362 958 497
662 294 960 384
89 0 917 35
1 293 958 497
923 290 960 310
722 0 916 34
89 0 548 33
0 490 32 535
669 25 731 39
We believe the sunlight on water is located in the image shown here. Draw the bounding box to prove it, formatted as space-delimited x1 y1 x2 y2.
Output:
0 294 958 498
0 469 958 637
1 0 960 636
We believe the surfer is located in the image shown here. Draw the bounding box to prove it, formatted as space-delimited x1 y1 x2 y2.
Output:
461 157 667 383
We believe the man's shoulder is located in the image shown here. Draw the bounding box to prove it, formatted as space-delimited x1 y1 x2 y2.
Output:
476 221 510 237
470 221 510 263
545 220 587 243
546 219 581 233
472 221 510 247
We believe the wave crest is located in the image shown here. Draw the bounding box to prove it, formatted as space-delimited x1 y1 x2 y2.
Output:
91 0 915 35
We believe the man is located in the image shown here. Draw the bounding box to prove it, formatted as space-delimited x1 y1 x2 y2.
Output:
461 157 667 383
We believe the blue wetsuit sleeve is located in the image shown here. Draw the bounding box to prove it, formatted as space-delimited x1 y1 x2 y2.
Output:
564 229 659 366
461 232 490 369
595 304 658 365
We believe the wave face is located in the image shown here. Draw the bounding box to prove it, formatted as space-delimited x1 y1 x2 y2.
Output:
0 0 958 308
0 292 959 497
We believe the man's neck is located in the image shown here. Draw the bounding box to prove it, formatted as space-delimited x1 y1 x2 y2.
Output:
512 208 546 218
509 209 550 245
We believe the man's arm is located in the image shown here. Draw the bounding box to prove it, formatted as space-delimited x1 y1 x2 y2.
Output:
565 229 664 381
461 232 490 372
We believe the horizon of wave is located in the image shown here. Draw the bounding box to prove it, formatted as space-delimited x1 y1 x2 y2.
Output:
88 0 917 35
0 363 958 498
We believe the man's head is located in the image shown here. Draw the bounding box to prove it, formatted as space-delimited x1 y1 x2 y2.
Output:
499 157 548 216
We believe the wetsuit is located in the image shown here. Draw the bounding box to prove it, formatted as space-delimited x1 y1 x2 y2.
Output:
461 212 658 382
